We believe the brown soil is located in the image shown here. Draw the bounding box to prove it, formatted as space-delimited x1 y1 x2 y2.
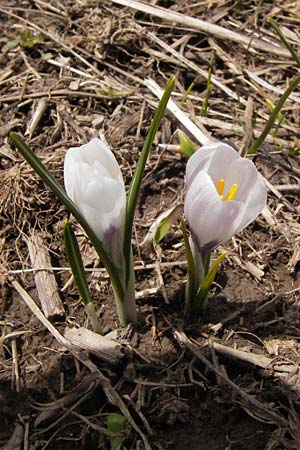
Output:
1 1 300 449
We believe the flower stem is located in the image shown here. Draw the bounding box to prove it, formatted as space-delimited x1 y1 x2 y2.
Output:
113 255 137 326
84 302 102 334
181 217 197 314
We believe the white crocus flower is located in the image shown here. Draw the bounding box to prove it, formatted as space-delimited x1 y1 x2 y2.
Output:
64 138 126 269
184 142 267 261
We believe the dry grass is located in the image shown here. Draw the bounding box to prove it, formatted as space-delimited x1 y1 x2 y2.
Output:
0 1 300 449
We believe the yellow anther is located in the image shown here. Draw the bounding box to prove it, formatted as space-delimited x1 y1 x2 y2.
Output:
224 183 238 201
216 178 225 198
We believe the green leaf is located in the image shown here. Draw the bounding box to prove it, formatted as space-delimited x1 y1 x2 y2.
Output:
179 81 194 107
64 222 102 333
107 413 127 450
248 75 300 154
288 146 300 156
20 30 42 48
40 52 53 61
266 99 284 122
103 89 129 97
180 217 197 313
265 99 285 137
268 18 300 69
10 132 124 301
2 39 20 52
178 131 196 158
63 222 92 306
124 76 175 281
200 67 212 117
191 251 226 314
153 204 181 245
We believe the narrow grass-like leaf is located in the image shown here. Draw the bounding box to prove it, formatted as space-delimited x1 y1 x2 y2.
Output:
266 99 285 137
153 204 181 245
200 67 211 117
191 251 226 314
63 221 92 306
180 216 197 313
64 222 102 333
107 413 127 450
268 18 300 68
248 75 300 154
10 132 124 300
178 131 196 158
124 76 175 280
288 146 300 156
179 81 194 107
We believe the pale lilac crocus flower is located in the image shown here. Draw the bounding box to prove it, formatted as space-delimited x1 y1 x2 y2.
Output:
184 142 267 275
64 138 138 325
64 138 126 269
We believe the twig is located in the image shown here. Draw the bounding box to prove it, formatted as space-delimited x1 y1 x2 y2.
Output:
110 0 290 57
174 331 289 426
11 338 20 392
211 341 300 392
25 99 49 138
27 231 65 320
274 184 300 193
145 77 210 145
246 71 300 104
0 7 103 77
0 89 126 103
4 422 24 450
146 31 249 107
47 58 94 78
7 260 186 275
10 277 153 450
240 97 254 156
64 327 127 364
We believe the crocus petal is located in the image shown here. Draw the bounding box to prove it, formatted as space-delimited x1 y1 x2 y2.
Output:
64 138 126 267
185 172 219 215
73 138 123 180
78 177 125 234
186 142 235 187
64 149 77 200
236 170 267 232
185 172 244 250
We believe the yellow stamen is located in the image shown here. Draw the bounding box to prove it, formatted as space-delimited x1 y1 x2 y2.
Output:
216 178 225 198
224 183 238 201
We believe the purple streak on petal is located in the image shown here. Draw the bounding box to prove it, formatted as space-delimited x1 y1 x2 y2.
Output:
103 224 123 269
191 229 219 262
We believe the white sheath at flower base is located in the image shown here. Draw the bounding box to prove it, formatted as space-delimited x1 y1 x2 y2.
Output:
64 138 126 269
184 142 267 259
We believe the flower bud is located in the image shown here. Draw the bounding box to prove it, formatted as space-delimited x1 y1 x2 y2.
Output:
64 138 126 266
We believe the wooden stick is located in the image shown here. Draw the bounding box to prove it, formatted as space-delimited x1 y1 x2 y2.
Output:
64 327 127 364
10 278 153 450
27 231 64 320
174 331 289 426
212 341 300 392
145 77 210 145
111 0 290 58
147 31 248 107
